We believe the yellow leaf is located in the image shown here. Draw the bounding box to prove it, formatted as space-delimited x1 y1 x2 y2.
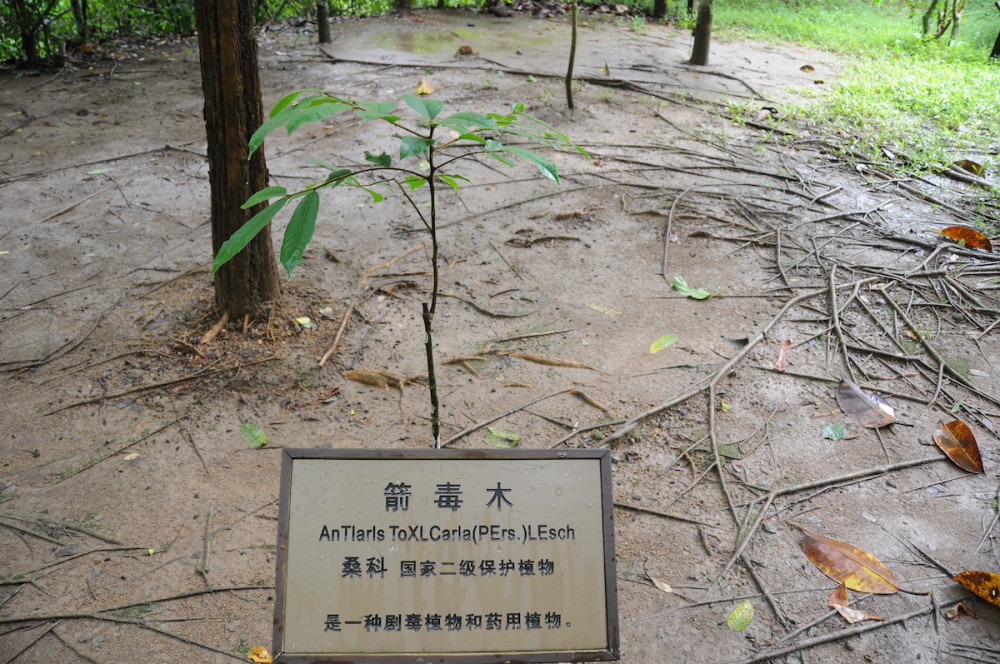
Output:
415 78 435 96
799 528 900 594
248 646 272 663
585 303 622 316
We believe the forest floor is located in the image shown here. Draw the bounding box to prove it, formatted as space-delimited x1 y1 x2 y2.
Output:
2 8 1000 664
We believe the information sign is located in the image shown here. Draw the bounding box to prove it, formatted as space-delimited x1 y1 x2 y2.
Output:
273 449 619 663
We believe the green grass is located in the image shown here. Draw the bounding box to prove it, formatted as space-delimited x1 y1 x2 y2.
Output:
707 0 1000 175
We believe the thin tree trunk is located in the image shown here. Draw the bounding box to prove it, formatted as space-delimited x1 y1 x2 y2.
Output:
70 0 88 40
652 0 666 20
566 0 577 110
317 1 330 42
992 2 1000 60
922 0 940 35
194 0 281 319
690 0 713 65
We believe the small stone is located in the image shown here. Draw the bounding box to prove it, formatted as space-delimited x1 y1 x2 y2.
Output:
225 623 238 633
91 635 104 647
55 544 81 558
78 630 94 643
762 522 778 534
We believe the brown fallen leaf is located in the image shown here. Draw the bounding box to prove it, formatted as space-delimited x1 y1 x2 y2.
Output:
944 602 977 620
507 351 595 370
953 571 1000 607
952 159 985 177
774 339 793 372
836 379 896 428
933 419 984 473
347 369 425 390
799 528 900 594
940 225 992 252
828 582 884 623
648 575 673 594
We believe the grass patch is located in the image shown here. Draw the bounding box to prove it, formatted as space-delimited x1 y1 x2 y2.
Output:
706 0 1000 186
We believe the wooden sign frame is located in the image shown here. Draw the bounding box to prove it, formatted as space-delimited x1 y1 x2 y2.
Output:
272 448 619 663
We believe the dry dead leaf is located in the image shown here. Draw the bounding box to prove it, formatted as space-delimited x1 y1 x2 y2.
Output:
774 339 792 372
248 646 272 663
414 78 435 96
933 419 984 473
827 582 884 623
940 226 992 252
835 379 896 428
953 571 1000 607
649 575 673 593
507 351 595 370
800 528 900 594
347 369 425 389
944 602 977 620
952 159 985 177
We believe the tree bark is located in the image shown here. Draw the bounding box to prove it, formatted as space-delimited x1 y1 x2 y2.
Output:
993 2 1000 59
690 0 713 66
652 0 666 20
393 0 412 13
194 0 281 319
317 1 330 43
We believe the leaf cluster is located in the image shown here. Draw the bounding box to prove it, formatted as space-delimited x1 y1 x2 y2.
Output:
213 91 583 277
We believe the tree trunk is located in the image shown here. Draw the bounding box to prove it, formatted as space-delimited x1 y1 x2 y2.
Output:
194 0 281 319
70 0 88 40
317 1 330 42
993 2 1000 59
690 0 713 65
652 0 666 20
393 0 412 13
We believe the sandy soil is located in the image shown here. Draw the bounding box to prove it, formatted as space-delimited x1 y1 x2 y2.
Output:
2 9 999 664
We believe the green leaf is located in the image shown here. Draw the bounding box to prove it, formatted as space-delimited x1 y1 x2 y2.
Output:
212 198 288 275
485 153 515 167
671 276 713 299
484 427 521 448
249 112 292 156
727 600 754 631
405 175 429 190
280 191 320 277
362 187 385 203
949 401 963 414
403 94 443 121
357 100 397 121
438 111 499 132
325 168 354 184
649 334 677 354
242 185 287 210
525 74 536 82
269 88 323 118
364 151 392 168
397 135 435 160
285 101 351 134
499 145 559 182
821 424 848 440
241 423 269 449
435 173 470 193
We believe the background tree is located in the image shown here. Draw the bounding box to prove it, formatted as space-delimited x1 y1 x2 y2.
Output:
6 0 59 65
194 0 281 319
690 0 713 65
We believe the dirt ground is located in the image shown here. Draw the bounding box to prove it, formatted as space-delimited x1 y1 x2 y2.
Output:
2 8 1000 664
